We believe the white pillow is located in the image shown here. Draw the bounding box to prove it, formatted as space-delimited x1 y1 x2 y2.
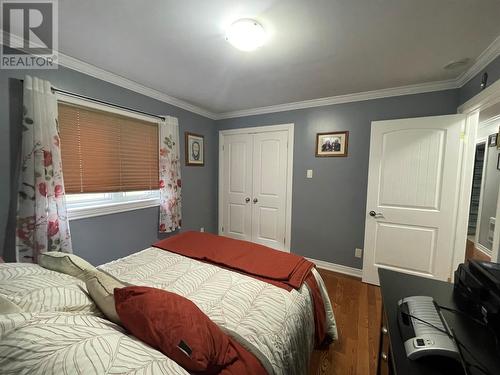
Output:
82 270 126 325
39 252 95 278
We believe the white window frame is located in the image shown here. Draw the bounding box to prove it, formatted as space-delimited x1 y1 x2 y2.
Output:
66 191 160 220
57 93 161 220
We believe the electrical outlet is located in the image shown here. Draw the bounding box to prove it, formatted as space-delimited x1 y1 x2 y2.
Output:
200 227 205 232
355 248 363 258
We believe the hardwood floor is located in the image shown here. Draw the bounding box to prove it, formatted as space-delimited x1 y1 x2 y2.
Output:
309 269 382 375
465 239 491 262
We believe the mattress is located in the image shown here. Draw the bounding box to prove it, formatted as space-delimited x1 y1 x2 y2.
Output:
0 248 337 375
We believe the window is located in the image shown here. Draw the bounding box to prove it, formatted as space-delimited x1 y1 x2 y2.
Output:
57 97 160 219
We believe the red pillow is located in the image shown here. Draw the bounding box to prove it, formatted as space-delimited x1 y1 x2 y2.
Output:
114 286 237 373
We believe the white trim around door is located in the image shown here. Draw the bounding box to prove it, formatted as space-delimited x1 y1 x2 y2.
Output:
472 139 491 256
453 78 500 269
218 124 294 251
448 110 479 280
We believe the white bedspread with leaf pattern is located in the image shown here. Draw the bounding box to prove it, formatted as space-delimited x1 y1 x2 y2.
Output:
0 248 337 375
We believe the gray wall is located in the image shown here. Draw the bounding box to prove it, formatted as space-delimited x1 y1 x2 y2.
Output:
2 53 499 267
216 90 459 268
0 67 218 265
459 55 500 105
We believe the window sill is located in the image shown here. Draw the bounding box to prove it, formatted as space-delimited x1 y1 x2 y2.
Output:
67 198 160 221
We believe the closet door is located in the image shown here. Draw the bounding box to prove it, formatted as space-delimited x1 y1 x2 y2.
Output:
222 134 253 241
251 131 288 250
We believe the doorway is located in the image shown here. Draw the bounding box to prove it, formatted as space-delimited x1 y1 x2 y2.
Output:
363 79 500 284
466 143 490 261
361 115 465 285
465 103 500 263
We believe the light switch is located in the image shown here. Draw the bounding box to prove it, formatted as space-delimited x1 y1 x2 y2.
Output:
306 169 313 179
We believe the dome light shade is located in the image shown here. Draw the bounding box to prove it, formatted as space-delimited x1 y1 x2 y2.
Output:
226 19 266 51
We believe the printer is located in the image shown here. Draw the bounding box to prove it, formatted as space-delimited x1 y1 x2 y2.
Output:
454 259 500 336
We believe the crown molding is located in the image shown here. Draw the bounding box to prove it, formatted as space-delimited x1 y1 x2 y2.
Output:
456 35 500 88
217 36 500 119
478 113 500 128
1 31 218 120
2 30 499 121
57 54 218 119
216 79 458 119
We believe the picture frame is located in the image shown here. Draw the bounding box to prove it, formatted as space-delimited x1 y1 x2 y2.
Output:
185 132 204 166
498 126 500 149
315 131 349 157
488 133 497 147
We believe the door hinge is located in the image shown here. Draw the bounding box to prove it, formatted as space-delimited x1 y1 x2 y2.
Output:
222 145 224 151
221 226 224 232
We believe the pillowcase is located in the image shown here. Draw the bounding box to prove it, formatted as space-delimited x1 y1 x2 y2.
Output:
82 269 125 325
39 252 95 278
0 295 22 314
114 286 238 373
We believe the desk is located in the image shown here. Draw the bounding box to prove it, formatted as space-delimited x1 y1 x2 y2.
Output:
377 268 500 375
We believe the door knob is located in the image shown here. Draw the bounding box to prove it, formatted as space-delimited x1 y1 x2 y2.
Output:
253 198 258 203
369 210 378 217
245 197 250 203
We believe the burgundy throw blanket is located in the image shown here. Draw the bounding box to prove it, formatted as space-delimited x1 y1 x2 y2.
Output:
153 231 329 346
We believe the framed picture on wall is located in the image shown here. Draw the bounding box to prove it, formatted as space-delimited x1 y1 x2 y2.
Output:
185 132 204 166
488 133 497 147
315 131 349 157
498 126 500 149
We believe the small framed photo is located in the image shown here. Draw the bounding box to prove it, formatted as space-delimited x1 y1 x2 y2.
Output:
185 132 204 166
488 133 497 147
498 127 500 149
315 131 349 157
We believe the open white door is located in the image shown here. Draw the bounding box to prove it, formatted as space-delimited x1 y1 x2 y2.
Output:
362 115 465 285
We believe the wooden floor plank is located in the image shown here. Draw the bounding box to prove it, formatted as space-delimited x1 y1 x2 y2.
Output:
356 283 370 375
465 239 491 262
309 269 382 375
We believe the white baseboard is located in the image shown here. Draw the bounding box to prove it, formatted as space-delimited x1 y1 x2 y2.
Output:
307 257 362 278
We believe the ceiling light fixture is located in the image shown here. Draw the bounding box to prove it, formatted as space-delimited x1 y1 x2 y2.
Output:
226 18 266 52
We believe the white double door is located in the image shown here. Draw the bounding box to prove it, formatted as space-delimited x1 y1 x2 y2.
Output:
220 127 291 251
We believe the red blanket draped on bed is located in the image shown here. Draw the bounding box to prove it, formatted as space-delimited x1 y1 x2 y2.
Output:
153 231 329 347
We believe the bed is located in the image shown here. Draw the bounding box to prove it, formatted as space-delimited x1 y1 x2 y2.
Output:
0 241 337 375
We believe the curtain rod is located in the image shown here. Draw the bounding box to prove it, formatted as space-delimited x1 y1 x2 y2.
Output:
20 79 166 121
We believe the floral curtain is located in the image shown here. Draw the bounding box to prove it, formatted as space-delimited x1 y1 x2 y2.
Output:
158 116 182 232
16 76 72 263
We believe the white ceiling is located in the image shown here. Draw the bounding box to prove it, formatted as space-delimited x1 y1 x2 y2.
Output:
59 0 500 114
